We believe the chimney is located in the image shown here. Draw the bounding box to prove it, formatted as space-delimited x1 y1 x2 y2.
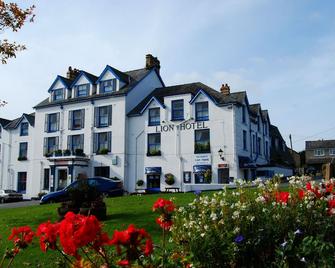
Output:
145 54 160 72
220 83 230 95
66 66 80 80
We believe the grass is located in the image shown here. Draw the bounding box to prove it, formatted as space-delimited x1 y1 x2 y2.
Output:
0 192 201 267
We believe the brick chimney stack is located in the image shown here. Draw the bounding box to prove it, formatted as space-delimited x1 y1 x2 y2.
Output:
145 54 160 72
66 66 80 80
220 83 230 95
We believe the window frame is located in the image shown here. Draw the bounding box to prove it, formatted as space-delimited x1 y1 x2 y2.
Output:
194 129 210 154
17 172 27 193
75 84 90 97
20 122 29 136
47 113 59 133
147 133 161 156
314 149 325 156
329 148 335 156
71 109 84 130
195 101 209 121
242 106 246 123
100 79 117 93
19 142 28 159
148 108 160 126
171 99 184 121
243 130 247 151
53 88 64 101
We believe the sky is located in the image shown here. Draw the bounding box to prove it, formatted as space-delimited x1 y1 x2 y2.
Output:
1 0 335 151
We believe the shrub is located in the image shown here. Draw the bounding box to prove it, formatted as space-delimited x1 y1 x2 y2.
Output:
74 148 85 156
171 176 335 267
63 149 71 156
136 179 144 187
97 148 109 155
164 173 175 185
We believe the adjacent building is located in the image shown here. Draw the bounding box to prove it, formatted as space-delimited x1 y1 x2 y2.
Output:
0 55 290 198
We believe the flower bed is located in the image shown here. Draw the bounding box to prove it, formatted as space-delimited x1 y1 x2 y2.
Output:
2 177 335 267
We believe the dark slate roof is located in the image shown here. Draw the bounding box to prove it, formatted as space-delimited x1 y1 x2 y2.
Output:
5 117 21 129
261 110 269 121
128 82 246 116
81 71 98 84
249 104 261 117
59 76 74 88
3 113 35 129
0 118 11 127
24 113 35 126
306 140 335 150
270 124 294 167
34 68 154 109
107 66 130 83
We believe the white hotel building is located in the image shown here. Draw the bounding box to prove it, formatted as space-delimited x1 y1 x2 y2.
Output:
0 55 285 198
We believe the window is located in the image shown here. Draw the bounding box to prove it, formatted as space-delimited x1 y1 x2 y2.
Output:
17 172 27 193
94 166 110 177
75 84 90 97
0 126 2 138
252 134 256 153
257 117 261 131
243 130 247 150
242 106 246 123
265 141 269 158
314 149 325 156
19 142 28 160
45 113 60 133
43 136 59 156
100 79 117 93
43 169 49 190
330 148 335 156
264 123 268 135
258 137 262 155
69 109 85 130
53 89 64 101
94 106 112 128
282 141 286 152
20 122 29 136
147 133 161 156
148 108 160 126
94 132 111 154
67 134 84 152
171 100 184 121
195 102 209 121
194 129 210 154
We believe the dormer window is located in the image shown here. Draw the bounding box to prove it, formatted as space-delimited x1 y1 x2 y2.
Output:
100 79 117 93
53 89 64 101
75 84 90 97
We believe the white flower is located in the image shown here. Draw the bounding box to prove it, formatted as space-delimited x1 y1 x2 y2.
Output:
233 227 240 234
281 241 287 248
255 196 266 203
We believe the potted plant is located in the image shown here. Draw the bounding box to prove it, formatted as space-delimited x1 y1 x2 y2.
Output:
136 179 145 187
165 173 175 185
54 149 63 157
147 149 161 156
63 149 71 156
97 148 109 155
44 152 53 157
17 156 27 161
75 148 85 156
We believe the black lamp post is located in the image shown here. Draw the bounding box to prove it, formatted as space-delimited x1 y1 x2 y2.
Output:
218 149 224 160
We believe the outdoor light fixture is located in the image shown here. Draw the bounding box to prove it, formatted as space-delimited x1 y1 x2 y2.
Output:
218 149 224 160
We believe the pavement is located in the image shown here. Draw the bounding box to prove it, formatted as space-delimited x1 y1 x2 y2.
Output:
0 200 40 209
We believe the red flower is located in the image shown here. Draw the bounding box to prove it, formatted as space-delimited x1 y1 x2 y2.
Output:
298 189 305 200
328 199 335 215
275 191 290 204
117 260 130 267
111 224 153 264
156 216 173 231
326 183 333 194
59 212 106 258
36 221 60 252
306 182 322 198
8 226 34 249
153 198 175 213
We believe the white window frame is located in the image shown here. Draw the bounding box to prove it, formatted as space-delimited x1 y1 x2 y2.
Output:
329 148 335 156
314 149 325 156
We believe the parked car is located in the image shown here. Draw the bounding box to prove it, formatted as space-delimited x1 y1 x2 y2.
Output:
40 177 124 204
0 189 23 203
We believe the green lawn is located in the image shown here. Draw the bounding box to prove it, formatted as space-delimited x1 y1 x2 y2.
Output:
0 192 200 267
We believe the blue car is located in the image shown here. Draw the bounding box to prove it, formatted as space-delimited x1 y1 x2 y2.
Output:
40 177 124 204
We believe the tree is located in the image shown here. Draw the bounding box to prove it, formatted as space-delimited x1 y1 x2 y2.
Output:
0 1 35 64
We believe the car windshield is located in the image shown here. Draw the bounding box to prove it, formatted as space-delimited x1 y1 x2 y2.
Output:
4 190 16 193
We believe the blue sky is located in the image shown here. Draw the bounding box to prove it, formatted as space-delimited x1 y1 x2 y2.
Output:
1 0 335 151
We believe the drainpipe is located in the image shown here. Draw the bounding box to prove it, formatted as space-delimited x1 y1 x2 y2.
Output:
135 130 144 192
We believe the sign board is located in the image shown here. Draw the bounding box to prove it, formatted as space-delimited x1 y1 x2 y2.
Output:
218 163 229 168
155 121 207 133
183 171 191 183
194 154 211 165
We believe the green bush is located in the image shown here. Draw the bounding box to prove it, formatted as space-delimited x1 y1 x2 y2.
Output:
171 176 335 267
